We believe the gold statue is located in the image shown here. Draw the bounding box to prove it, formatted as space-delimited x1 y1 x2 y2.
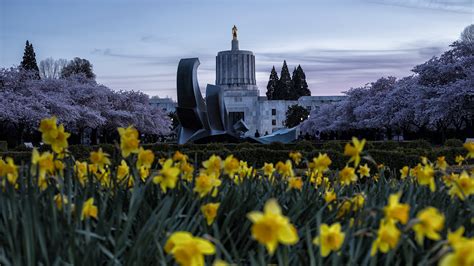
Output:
232 25 238 39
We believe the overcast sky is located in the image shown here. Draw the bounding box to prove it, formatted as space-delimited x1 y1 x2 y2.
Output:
1 0 472 99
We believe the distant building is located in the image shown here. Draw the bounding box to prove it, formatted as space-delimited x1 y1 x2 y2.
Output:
149 96 177 113
152 27 346 136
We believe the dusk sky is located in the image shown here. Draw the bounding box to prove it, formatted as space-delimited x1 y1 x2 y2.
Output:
1 0 472 99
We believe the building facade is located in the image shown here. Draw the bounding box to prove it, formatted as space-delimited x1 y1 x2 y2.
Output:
152 27 346 136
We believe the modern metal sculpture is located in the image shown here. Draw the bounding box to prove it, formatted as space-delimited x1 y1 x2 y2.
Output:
176 58 242 144
176 57 298 144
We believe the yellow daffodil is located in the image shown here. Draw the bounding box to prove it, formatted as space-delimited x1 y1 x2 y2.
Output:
117 126 140 158
39 116 58 144
74 161 88 186
54 194 69 211
81 198 98 220
370 219 400 256
313 222 345 257
201 202 220 225
90 148 111 170
262 163 275 178
31 149 55 190
202 155 222 176
415 163 436 192
0 157 18 186
194 172 221 198
463 142 474 159
179 161 195 182
50 124 70 154
447 226 467 248
275 160 294 178
223 155 239 176
383 193 410 224
400 166 409 180
357 163 370 178
289 151 302 165
351 193 366 211
324 189 336 204
339 166 357 186
436 156 448 171
455 155 465 166
439 238 474 266
309 153 332 173
173 151 188 162
247 199 299 255
412 207 444 245
288 177 303 191
344 137 366 166
153 159 180 192
448 171 474 200
136 147 154 169
164 231 215 266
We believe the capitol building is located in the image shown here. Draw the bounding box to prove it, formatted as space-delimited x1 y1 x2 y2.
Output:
151 27 345 137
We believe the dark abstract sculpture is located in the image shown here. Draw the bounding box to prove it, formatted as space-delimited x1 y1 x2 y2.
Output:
176 58 242 144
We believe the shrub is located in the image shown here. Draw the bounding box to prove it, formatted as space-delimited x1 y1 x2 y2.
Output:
0 141 7 152
444 138 463 147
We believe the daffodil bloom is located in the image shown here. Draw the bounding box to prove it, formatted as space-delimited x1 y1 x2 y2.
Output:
415 163 436 192
31 149 55 190
153 159 180 192
442 173 458 187
344 137 366 166
0 157 18 186
275 160 294 178
262 163 275 178
247 199 299 255
309 153 332 173
81 198 98 220
448 171 474 200
324 189 336 204
383 193 410 224
351 193 366 211
117 126 140 158
313 223 345 257
288 177 303 191
173 151 188 162
439 238 474 266
339 166 357 186
179 161 195 182
90 148 111 170
336 200 352 219
447 226 467 248
74 161 88 186
289 151 302 165
54 194 69 211
48 124 70 154
194 172 222 198
136 147 155 169
164 231 215 266
116 159 131 187
223 155 239 176
412 207 445 245
237 160 253 180
357 164 370 178
39 116 58 144
370 219 400 256
400 166 409 180
310 172 328 186
463 142 474 159
436 156 448 171
202 155 222 176
455 155 465 166
201 202 220 225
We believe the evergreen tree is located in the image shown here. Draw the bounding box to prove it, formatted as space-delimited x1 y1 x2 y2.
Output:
61 57 96 80
284 104 310 127
20 40 40 79
275 60 292 100
292 65 310 98
266 66 279 100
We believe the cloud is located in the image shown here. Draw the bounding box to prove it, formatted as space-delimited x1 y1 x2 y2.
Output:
367 0 473 13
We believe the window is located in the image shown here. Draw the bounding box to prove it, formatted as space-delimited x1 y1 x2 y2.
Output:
272 109 276 116
272 119 276 126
